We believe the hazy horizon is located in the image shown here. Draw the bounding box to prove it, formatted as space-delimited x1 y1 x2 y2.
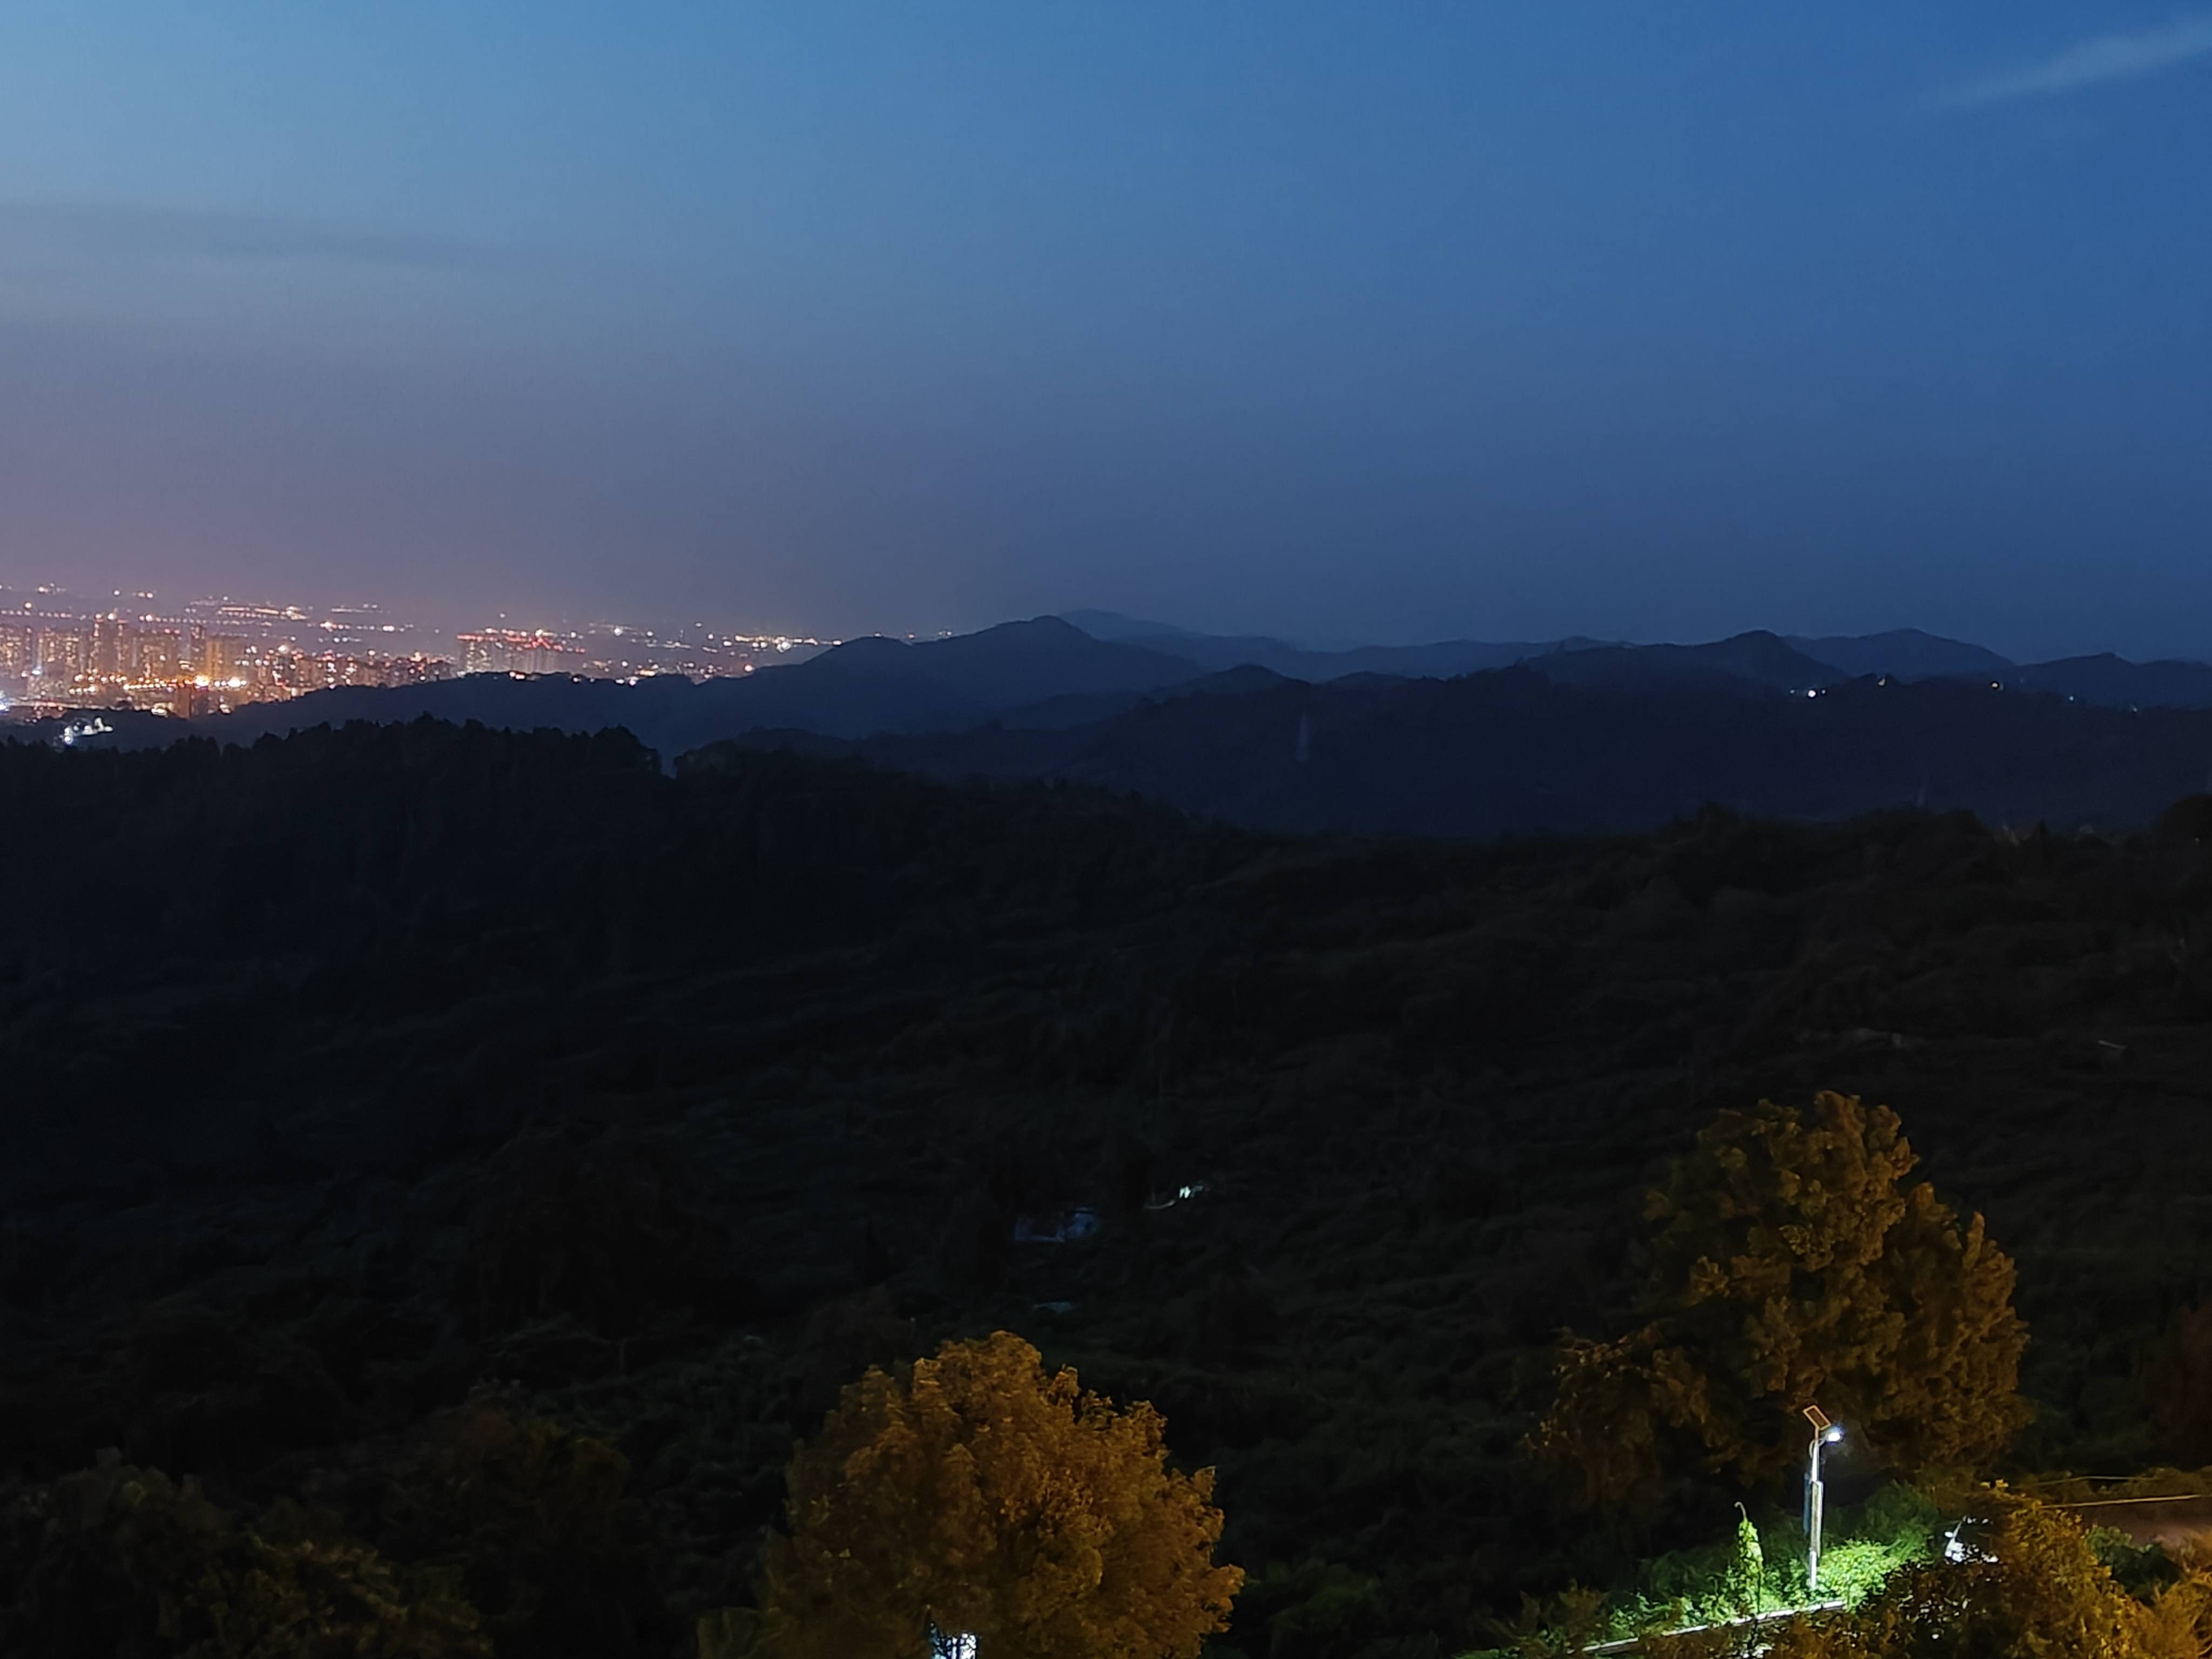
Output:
14 574 2212 670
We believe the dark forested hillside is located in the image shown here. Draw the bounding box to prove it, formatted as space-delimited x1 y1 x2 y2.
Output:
9 720 2212 1654
824 667 2212 837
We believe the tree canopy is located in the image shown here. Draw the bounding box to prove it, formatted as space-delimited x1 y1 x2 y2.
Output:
0 1453 488 1657
1537 1091 2028 1507
747 1331 1242 1659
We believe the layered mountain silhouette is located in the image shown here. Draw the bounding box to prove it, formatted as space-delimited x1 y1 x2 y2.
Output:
1060 609 1608 681
1782 628 2014 682
190 616 1202 756
1514 631 1841 696
2011 654 2212 710
1064 612 2212 702
30 612 2212 837
738 668 2212 838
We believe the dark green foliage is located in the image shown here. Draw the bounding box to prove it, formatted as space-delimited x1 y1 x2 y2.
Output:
7 723 2212 1650
377 1395 672 1658
2089 1525 2182 1601
463 1129 757 1340
1234 1561 1388 1659
811 668 2212 841
2144 1301 2212 1465
0 1452 487 1655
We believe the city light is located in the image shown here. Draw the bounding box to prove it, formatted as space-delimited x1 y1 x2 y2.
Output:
0 583 836 727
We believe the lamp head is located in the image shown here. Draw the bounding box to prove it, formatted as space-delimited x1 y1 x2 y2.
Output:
1823 1425 1844 1444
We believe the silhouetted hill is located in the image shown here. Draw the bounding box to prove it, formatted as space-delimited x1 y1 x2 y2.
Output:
758 667 2212 837
1530 629 1842 694
1060 609 1608 679
151 633 2212 840
10 720 2212 1652
966 664 1300 733
191 617 1203 756
188 671 697 753
1785 628 2017 682
1066 614 2212 708
1058 608 1208 643
737 616 1200 734
2015 653 2212 710
75 621 2209 802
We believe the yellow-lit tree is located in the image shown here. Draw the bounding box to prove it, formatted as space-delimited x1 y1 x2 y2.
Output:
749 1330 1242 1659
1537 1092 2028 1506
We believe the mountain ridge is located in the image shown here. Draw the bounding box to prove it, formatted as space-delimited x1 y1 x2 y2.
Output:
174 616 1204 758
1057 613 2212 710
720 666 2212 838
26 614 2212 837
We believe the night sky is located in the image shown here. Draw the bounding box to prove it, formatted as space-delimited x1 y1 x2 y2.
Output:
2 4 2208 656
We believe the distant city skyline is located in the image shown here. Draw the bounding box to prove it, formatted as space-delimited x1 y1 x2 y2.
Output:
0 575 844 646
0 577 847 719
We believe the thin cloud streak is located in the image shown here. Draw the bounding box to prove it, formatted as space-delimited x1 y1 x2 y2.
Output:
0 199 493 269
1935 16 2212 107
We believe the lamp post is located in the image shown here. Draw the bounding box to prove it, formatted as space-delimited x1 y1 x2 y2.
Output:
1801 1406 1844 1596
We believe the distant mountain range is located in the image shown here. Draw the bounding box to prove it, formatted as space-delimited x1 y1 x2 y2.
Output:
1063 610 2212 704
1057 609 1610 681
28 612 2212 837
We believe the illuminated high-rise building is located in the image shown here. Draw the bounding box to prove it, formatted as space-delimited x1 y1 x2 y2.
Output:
92 615 124 676
35 626 89 677
204 633 247 678
137 630 183 680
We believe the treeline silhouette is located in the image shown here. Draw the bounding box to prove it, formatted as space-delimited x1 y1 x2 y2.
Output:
815 667 2212 837
8 719 2212 1654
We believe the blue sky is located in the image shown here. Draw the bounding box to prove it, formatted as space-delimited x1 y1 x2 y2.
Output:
1 4 2208 655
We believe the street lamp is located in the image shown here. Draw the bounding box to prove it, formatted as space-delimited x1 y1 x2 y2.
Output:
1802 1406 1844 1596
